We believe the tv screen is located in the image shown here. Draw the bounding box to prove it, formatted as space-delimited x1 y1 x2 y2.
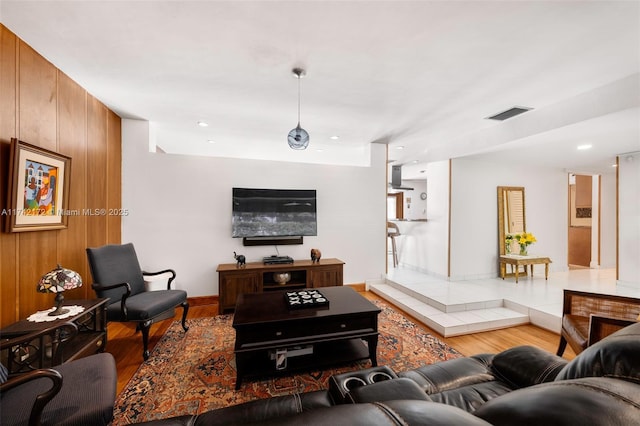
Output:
232 188 317 238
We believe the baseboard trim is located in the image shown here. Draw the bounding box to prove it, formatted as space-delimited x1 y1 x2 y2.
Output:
187 296 218 306
187 284 364 307
347 283 366 292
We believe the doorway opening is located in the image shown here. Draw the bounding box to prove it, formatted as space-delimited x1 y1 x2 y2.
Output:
568 173 600 269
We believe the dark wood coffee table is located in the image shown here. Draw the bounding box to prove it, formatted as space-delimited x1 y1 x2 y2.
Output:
232 286 381 389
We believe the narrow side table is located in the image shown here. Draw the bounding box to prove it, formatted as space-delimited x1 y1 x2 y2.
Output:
499 255 552 283
0 298 108 374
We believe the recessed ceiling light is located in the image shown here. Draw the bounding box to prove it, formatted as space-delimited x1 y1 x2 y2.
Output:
197 121 208 127
396 146 404 150
316 149 324 152
412 160 418 164
207 140 215 144
329 135 340 140
612 164 618 167
577 144 592 150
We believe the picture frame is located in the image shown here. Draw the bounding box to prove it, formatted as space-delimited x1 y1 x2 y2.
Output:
4 138 71 232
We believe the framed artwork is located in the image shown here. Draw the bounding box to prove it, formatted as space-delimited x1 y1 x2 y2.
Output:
569 185 592 227
5 138 71 232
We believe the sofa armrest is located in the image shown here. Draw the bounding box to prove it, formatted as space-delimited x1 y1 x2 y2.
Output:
491 345 568 388
474 377 640 426
346 378 431 404
137 391 333 426
398 354 496 394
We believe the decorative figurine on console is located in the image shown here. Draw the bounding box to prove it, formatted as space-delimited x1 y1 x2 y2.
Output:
311 248 322 263
234 252 246 268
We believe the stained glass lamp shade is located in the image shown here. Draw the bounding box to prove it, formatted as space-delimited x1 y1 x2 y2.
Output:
37 264 83 316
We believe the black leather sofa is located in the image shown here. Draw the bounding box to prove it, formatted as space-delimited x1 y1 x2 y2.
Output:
136 321 640 425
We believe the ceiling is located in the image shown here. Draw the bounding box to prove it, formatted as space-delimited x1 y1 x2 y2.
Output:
2 1 639 178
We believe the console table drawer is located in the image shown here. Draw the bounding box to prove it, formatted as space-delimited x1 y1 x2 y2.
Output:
314 316 376 335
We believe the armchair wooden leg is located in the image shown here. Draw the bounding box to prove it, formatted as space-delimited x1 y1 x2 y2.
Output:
180 301 189 332
141 320 152 361
556 336 567 356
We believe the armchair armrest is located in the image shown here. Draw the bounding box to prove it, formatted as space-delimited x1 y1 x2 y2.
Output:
92 282 132 321
491 345 568 388
588 315 637 346
0 368 63 426
143 269 177 289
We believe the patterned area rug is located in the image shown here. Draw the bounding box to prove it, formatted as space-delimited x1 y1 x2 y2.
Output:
113 300 461 424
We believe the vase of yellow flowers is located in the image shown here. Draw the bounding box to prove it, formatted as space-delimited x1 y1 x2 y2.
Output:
505 234 514 254
514 232 536 255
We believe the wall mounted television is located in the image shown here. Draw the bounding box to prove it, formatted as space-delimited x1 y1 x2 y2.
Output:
232 188 317 239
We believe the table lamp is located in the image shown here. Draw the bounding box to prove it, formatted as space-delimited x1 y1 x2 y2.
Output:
37 264 83 316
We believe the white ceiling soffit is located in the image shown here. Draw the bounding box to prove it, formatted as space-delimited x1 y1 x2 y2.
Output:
1 1 638 172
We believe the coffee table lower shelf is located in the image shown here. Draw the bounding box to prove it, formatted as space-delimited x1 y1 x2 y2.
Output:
234 337 374 389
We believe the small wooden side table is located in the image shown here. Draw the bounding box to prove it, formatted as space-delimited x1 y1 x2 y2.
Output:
0 298 108 374
499 255 552 283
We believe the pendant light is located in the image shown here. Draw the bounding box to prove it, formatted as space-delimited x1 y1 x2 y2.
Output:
287 67 309 150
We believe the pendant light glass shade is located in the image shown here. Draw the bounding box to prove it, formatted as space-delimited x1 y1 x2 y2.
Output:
288 124 310 150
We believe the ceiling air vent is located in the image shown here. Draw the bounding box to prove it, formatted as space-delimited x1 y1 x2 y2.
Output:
486 106 532 121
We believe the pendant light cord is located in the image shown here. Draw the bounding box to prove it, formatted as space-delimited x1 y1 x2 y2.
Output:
297 73 301 127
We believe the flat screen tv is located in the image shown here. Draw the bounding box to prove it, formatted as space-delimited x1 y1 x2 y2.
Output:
232 188 317 238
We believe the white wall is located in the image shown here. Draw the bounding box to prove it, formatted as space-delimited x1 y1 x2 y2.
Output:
618 152 640 287
395 160 450 278
449 156 569 280
122 119 388 297
600 172 617 269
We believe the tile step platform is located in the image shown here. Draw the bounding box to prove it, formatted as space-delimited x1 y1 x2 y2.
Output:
369 282 529 337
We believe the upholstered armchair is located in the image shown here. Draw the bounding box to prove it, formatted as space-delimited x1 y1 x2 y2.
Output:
0 323 117 426
86 243 189 360
556 289 639 356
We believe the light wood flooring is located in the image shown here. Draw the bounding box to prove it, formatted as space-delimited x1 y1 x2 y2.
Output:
107 290 575 394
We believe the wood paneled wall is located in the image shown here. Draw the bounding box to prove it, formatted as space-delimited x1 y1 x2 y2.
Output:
0 25 121 327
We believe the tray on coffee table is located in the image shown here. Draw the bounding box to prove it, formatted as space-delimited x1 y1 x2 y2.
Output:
284 289 329 309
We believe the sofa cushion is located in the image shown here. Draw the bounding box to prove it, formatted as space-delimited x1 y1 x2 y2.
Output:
474 377 640 426
210 401 492 426
428 380 513 412
561 314 589 351
398 354 495 394
133 390 334 426
377 400 492 426
555 321 640 382
491 345 567 388
105 289 187 321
